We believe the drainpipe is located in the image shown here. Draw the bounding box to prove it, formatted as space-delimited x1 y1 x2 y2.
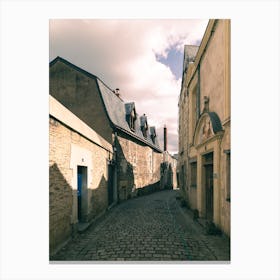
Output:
196 63 201 121
113 131 118 203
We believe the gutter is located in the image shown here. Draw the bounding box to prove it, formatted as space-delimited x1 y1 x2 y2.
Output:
115 125 163 153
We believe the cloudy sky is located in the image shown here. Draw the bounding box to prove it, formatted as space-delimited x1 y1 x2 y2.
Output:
49 19 208 154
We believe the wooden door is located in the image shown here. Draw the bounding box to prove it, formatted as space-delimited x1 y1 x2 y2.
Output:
205 164 213 221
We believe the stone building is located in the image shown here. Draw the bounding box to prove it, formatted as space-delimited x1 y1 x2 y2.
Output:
160 152 178 190
160 125 178 190
49 95 114 256
50 57 163 203
178 19 230 236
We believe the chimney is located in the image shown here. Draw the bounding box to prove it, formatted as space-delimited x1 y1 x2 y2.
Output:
164 124 167 151
115 88 120 97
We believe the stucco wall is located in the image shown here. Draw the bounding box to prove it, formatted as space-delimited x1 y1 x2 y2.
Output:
200 20 227 122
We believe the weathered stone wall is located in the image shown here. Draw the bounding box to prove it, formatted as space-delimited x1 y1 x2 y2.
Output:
49 116 112 256
116 133 162 201
49 117 72 256
161 152 178 189
178 19 231 236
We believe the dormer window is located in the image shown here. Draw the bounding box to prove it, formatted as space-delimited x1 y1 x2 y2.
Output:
140 114 148 138
150 126 157 144
125 102 137 132
130 109 136 131
142 123 148 138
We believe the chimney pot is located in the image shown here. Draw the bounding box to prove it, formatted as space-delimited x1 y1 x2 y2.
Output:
115 88 120 97
164 125 167 151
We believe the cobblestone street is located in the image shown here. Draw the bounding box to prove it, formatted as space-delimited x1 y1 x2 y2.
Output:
51 190 230 262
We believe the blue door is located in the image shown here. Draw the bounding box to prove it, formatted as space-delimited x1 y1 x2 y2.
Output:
77 171 83 221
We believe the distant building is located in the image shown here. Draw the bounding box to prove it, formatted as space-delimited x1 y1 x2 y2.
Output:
160 126 178 190
178 19 231 236
160 152 178 190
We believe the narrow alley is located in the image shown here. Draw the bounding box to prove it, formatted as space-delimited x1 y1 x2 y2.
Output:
51 190 230 262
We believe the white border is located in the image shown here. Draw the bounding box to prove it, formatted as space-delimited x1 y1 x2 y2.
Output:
0 1 279 279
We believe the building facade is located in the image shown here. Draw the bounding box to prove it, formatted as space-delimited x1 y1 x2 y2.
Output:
160 152 178 190
49 95 114 256
178 19 230 236
50 57 164 202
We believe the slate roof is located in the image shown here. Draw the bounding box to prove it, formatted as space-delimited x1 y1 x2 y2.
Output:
208 112 223 133
183 45 199 73
180 45 199 94
97 79 161 151
50 56 162 152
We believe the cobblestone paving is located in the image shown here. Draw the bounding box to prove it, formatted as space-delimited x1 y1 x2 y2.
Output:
51 190 230 262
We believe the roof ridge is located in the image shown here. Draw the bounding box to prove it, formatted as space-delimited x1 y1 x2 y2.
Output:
50 56 118 97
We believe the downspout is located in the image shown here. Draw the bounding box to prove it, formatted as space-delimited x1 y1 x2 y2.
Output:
196 64 201 121
113 131 118 203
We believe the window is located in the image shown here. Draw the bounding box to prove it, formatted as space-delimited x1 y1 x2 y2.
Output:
130 109 136 131
142 123 148 138
150 127 156 144
125 103 137 132
140 114 148 138
190 161 197 187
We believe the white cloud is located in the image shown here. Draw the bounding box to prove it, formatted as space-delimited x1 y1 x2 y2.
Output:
49 19 208 154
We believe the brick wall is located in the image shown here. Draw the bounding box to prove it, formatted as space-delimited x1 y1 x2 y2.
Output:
49 116 112 255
